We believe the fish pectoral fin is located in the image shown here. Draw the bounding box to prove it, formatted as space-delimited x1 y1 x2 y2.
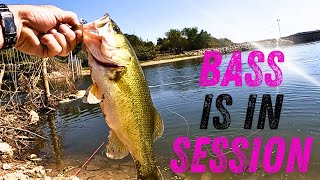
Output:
82 84 102 104
153 110 164 142
106 67 125 80
106 130 129 159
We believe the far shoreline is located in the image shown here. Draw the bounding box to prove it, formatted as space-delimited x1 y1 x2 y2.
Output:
140 55 204 67
81 38 297 74
81 55 204 75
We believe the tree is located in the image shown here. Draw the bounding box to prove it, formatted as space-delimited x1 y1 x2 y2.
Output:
194 30 213 49
72 43 88 67
125 34 144 47
164 29 187 54
219 38 233 47
156 27 234 54
182 27 199 50
208 37 221 47
125 34 157 61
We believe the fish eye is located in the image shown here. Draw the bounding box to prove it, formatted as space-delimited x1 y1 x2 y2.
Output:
110 19 121 33
113 25 121 33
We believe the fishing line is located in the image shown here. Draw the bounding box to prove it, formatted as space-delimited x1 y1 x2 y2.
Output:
151 73 262 158
148 79 197 88
202 129 261 158
157 95 190 137
166 107 190 137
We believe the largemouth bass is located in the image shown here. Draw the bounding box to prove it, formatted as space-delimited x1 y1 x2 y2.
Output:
80 14 164 180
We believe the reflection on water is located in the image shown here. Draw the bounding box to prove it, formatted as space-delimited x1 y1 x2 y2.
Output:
39 42 320 179
47 113 62 166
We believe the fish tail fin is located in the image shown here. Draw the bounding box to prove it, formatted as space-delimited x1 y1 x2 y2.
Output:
136 164 163 180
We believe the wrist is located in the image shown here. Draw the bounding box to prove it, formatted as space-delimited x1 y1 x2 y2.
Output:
7 5 23 45
0 5 20 49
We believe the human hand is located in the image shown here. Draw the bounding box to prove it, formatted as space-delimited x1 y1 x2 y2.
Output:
8 5 82 57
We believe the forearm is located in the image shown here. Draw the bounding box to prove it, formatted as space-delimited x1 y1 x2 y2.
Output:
1 4 81 56
0 25 3 49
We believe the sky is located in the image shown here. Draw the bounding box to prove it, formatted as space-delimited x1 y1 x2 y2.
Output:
5 0 320 43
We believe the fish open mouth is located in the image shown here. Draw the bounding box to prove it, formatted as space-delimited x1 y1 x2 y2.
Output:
90 50 121 69
95 58 120 68
87 50 123 70
78 13 129 69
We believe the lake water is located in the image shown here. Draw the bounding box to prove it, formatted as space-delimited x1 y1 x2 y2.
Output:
39 42 320 179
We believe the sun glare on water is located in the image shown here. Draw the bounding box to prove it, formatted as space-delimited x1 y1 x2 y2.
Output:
250 41 320 89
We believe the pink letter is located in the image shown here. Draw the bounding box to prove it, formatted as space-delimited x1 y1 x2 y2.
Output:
245 51 264 87
170 136 190 173
248 137 263 173
265 51 284 87
190 137 211 173
229 136 249 173
209 136 229 173
263 136 285 173
286 137 312 173
199 51 222 86
221 51 242 86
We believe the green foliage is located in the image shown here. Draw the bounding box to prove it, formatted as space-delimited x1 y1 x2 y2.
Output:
156 38 170 52
182 27 199 51
125 34 156 61
134 45 157 61
72 43 88 67
0 27 234 64
219 38 233 47
157 27 234 54
163 29 187 54
77 50 89 67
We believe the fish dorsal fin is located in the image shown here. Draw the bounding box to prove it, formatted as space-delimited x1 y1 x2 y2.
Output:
82 84 101 104
153 110 164 141
106 130 129 159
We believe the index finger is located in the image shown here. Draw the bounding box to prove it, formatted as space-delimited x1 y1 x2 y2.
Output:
60 11 80 26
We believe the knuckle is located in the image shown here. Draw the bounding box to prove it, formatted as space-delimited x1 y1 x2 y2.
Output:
42 5 61 11
64 11 78 21
49 44 62 54
67 11 77 18
59 47 71 57
59 51 70 57
40 35 50 44
65 31 76 40
53 50 62 57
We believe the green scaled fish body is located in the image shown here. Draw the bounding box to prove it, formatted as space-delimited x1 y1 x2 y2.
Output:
81 14 164 180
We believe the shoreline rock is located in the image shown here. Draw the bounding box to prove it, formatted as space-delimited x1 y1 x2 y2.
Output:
182 39 293 57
